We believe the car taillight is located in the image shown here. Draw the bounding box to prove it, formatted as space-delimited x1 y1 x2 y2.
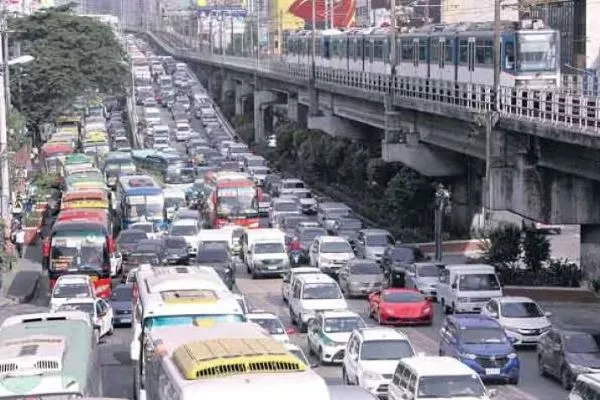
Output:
42 240 50 257
107 237 116 254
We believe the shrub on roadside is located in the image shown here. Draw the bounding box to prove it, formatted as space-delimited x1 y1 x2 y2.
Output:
496 259 582 287
479 223 521 268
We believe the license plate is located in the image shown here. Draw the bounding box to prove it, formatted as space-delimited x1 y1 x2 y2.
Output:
485 368 500 375
120 318 132 323
90 276 98 282
268 266 278 270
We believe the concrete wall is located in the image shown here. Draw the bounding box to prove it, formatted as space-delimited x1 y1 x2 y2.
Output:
441 0 518 23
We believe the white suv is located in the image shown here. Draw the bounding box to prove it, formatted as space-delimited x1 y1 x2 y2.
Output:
342 327 415 398
50 274 95 311
307 310 365 364
175 122 191 141
309 236 355 275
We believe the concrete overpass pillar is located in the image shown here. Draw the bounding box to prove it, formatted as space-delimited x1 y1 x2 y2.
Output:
384 95 403 142
221 76 235 105
287 93 299 122
254 90 277 142
235 82 253 116
581 225 600 280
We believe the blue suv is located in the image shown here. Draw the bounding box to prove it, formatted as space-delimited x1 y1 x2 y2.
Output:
439 314 520 384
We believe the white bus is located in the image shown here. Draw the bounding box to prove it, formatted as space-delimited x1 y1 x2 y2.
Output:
131 265 245 400
144 322 330 400
0 311 101 398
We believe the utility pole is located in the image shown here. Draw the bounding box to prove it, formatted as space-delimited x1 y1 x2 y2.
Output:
493 0 501 110
434 184 451 261
390 0 395 31
423 0 429 23
3 33 9 109
0 18 8 221
330 0 334 28
311 0 316 77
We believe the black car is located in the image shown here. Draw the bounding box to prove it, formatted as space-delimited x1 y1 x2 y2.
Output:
381 244 426 287
196 242 235 289
124 239 166 272
116 229 148 262
163 236 189 265
296 226 328 261
538 326 600 389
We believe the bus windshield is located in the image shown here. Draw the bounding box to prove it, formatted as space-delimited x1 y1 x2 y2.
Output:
50 236 107 272
126 195 163 220
166 168 195 184
144 314 246 330
517 32 557 72
217 187 258 217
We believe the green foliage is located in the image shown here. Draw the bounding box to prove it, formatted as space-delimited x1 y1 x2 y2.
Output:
497 259 582 287
31 172 59 198
7 110 27 152
24 213 42 228
9 9 128 129
522 229 551 272
480 224 522 267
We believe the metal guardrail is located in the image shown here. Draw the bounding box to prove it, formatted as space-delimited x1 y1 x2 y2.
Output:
146 27 600 134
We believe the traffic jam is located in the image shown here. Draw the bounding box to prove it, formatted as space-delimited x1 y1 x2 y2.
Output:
0 34 597 400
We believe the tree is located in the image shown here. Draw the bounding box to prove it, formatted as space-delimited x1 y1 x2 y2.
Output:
9 8 129 139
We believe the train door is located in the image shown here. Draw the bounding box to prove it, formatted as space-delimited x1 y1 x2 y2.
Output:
415 37 428 79
456 36 475 84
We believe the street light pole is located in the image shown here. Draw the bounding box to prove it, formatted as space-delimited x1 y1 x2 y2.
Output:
0 30 8 220
493 0 501 110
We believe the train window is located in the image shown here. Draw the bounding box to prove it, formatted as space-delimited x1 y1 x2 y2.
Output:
458 39 468 64
340 40 346 59
358 41 363 59
374 40 384 61
430 41 439 62
366 41 373 62
419 41 427 61
475 39 493 65
504 41 515 70
349 41 355 60
401 40 413 61
332 40 338 58
445 41 454 63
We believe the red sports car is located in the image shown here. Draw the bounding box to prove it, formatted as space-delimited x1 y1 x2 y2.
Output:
368 289 433 325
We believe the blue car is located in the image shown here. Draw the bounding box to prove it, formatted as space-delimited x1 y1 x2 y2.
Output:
439 314 520 384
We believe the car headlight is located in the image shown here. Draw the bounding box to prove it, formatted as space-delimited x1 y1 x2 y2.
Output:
362 371 383 381
507 353 518 359
569 364 593 374
461 353 477 360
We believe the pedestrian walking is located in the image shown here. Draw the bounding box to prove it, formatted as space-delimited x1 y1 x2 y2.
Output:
13 226 25 258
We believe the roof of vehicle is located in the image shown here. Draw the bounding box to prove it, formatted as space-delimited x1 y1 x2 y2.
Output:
328 386 378 400
163 187 186 196
176 122 190 127
58 297 96 306
447 314 501 329
281 178 304 183
171 219 198 226
400 356 480 376
360 228 391 236
296 273 337 285
318 310 361 319
495 296 536 304
247 312 281 321
273 197 299 204
131 221 154 228
290 267 320 275
444 263 495 271
355 326 410 342
118 228 148 238
319 235 351 243
55 275 92 285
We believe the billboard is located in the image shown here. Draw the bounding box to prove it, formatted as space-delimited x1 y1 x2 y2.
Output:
3 0 24 13
282 0 355 28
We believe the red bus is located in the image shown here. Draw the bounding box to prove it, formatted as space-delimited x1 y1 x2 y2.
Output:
204 171 260 229
40 143 74 174
42 213 116 298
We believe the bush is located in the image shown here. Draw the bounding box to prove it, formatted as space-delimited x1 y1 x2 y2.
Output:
479 224 521 268
496 259 582 287
24 213 42 228
522 229 551 272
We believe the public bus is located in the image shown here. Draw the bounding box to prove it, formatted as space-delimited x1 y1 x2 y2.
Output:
131 265 244 400
143 323 329 400
65 170 107 193
41 143 74 173
103 152 137 188
132 150 195 189
115 175 164 230
60 153 95 177
56 114 82 135
0 311 101 398
42 219 115 298
61 189 110 209
203 171 259 229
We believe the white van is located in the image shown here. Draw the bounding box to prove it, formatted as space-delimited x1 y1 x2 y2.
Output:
246 239 290 279
437 264 503 314
570 373 600 400
241 228 286 265
388 356 496 400
151 124 169 138
143 106 161 126
163 187 186 220
289 273 347 333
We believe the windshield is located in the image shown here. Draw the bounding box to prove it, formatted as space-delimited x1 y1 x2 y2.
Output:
165 197 186 208
126 199 163 220
170 225 197 236
300 229 326 242
248 159 266 167
131 224 152 233
51 242 106 272
284 218 308 230
360 340 414 361
366 234 394 246
382 291 425 302
57 303 94 315
461 328 508 344
105 161 135 171
283 182 305 189
118 231 148 244
129 253 160 265
517 32 557 72
390 247 422 262
145 314 246 330
53 284 92 299
417 265 441 277
501 302 543 318
250 317 285 335
323 317 365 333
275 202 298 212
417 375 486 398
350 263 380 275
564 333 600 354
254 243 285 254
230 146 247 154
166 169 195 184
217 187 257 217
458 273 501 291
339 220 362 231
302 283 342 300
111 287 133 302
320 242 352 253
197 249 228 263
165 238 187 249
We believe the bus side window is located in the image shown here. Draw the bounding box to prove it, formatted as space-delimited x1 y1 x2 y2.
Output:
504 42 515 70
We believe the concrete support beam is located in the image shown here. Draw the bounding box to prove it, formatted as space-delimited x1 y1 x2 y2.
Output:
381 133 464 177
308 81 319 117
581 225 600 280
307 110 363 139
220 76 235 104
288 93 299 122
235 82 253 116
254 90 277 142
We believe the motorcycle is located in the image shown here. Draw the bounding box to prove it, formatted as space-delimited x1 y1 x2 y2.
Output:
289 250 302 267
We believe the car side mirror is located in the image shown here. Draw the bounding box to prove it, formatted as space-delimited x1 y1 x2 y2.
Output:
310 363 319 369
488 389 497 398
490 312 498 319
545 311 552 317
451 283 457 289
286 327 296 335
